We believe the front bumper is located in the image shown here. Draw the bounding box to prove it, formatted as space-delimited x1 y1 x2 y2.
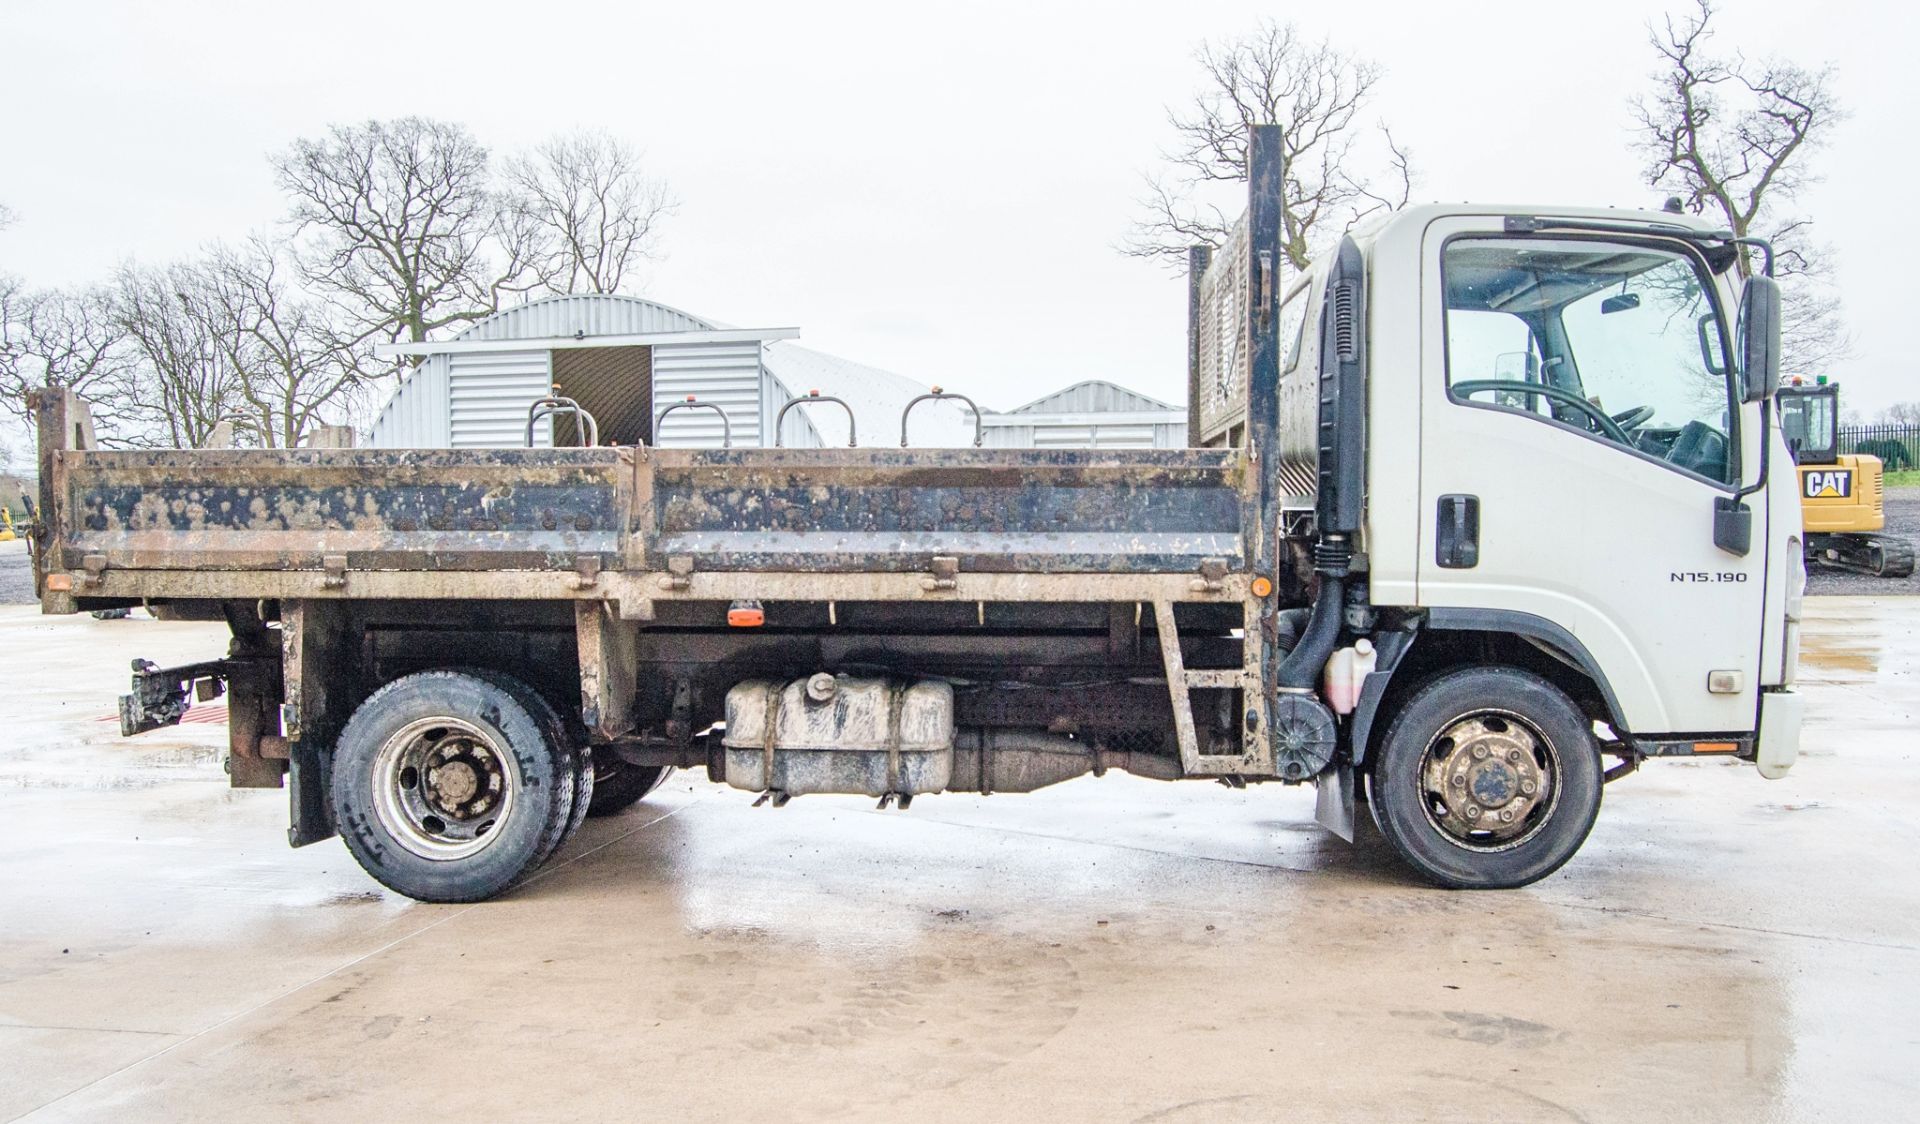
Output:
1756 689 1803 779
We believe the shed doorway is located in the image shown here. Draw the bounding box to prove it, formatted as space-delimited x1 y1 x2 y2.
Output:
550 345 653 446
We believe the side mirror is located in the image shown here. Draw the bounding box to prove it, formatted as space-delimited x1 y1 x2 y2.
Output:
1739 275 1781 403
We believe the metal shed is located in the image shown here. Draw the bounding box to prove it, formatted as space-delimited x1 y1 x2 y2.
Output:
979 380 1187 449
367 294 975 450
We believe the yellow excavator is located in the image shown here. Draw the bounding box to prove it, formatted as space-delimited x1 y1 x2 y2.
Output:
1777 377 1914 577
0 492 21 542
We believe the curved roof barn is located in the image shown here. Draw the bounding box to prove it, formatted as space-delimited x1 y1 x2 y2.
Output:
368 293 974 449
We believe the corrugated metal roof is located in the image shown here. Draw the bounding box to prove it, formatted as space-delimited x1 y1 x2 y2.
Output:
367 359 451 447
762 343 974 448
1006 378 1182 415
1005 379 1181 416
458 294 715 341
981 379 1187 450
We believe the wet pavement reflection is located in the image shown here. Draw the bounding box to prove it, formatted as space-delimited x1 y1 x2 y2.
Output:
1 600 1915 1122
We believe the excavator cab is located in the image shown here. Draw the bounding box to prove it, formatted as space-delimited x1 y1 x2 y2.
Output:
1778 378 1913 577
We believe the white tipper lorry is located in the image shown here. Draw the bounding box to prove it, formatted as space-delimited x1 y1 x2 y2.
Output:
29 125 1803 901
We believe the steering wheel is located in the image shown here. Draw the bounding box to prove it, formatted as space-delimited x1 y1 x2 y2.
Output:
1453 380 1635 445
1610 405 1655 431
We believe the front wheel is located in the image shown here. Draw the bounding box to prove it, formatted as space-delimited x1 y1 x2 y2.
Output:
1368 667 1601 889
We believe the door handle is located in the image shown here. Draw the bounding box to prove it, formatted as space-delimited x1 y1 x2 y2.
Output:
1436 494 1479 569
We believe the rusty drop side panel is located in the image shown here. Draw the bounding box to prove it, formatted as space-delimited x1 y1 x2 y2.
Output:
642 447 1247 574
50 445 1249 582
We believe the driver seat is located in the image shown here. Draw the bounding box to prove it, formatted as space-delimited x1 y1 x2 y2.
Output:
1666 420 1729 481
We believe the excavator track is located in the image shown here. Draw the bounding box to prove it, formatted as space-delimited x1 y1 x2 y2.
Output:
1808 534 1916 579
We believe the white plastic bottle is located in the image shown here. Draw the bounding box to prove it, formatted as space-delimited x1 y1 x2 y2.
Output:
1323 638 1377 716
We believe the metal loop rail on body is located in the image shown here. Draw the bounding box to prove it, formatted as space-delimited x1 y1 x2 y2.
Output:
774 390 858 448
525 395 600 448
899 386 983 447
654 396 733 448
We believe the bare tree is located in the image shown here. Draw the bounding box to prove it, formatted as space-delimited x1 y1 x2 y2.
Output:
274 117 538 349
2 206 31 429
2 204 151 446
0 273 24 419
0 285 143 439
1632 0 1847 374
502 132 676 295
199 241 369 447
1125 20 1413 270
111 262 245 449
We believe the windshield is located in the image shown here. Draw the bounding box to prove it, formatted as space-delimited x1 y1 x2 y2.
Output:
1777 390 1837 464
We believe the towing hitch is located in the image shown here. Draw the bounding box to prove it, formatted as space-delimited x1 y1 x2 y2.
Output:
118 658 239 736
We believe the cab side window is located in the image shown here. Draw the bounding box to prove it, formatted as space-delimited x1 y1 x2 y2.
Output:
1443 239 1739 485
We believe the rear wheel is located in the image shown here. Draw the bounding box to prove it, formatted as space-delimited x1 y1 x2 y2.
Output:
1368 666 1601 889
586 758 670 817
460 669 593 860
331 670 575 903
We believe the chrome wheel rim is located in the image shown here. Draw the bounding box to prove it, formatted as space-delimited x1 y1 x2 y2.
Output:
1418 709 1559 851
370 717 517 861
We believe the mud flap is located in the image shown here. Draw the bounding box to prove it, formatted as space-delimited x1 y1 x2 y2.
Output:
1756 689 1802 780
282 600 353 847
1314 761 1358 842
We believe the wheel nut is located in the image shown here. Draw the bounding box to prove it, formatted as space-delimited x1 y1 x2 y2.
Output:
1451 774 1467 787
1507 749 1521 763
1500 810 1514 823
1521 781 1537 795
1466 806 1481 820
1472 746 1488 760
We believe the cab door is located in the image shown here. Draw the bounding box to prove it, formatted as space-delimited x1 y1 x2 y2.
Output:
1415 217 1767 736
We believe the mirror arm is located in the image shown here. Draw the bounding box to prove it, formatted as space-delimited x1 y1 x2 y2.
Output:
1707 400 1766 557
1712 401 1765 556
1734 398 1771 503
1729 236 1775 278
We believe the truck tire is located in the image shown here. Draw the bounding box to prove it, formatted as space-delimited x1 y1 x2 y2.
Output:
458 668 593 861
586 759 670 817
330 670 576 903
1367 666 1601 889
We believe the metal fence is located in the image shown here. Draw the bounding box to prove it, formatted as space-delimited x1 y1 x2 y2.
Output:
1837 424 1920 472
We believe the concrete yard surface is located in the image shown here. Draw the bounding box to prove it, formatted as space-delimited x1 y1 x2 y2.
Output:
1 598 1915 1123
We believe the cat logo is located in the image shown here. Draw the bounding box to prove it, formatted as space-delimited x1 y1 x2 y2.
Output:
1803 469 1853 499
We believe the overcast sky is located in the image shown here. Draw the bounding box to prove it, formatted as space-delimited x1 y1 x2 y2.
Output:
2 0 1912 464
